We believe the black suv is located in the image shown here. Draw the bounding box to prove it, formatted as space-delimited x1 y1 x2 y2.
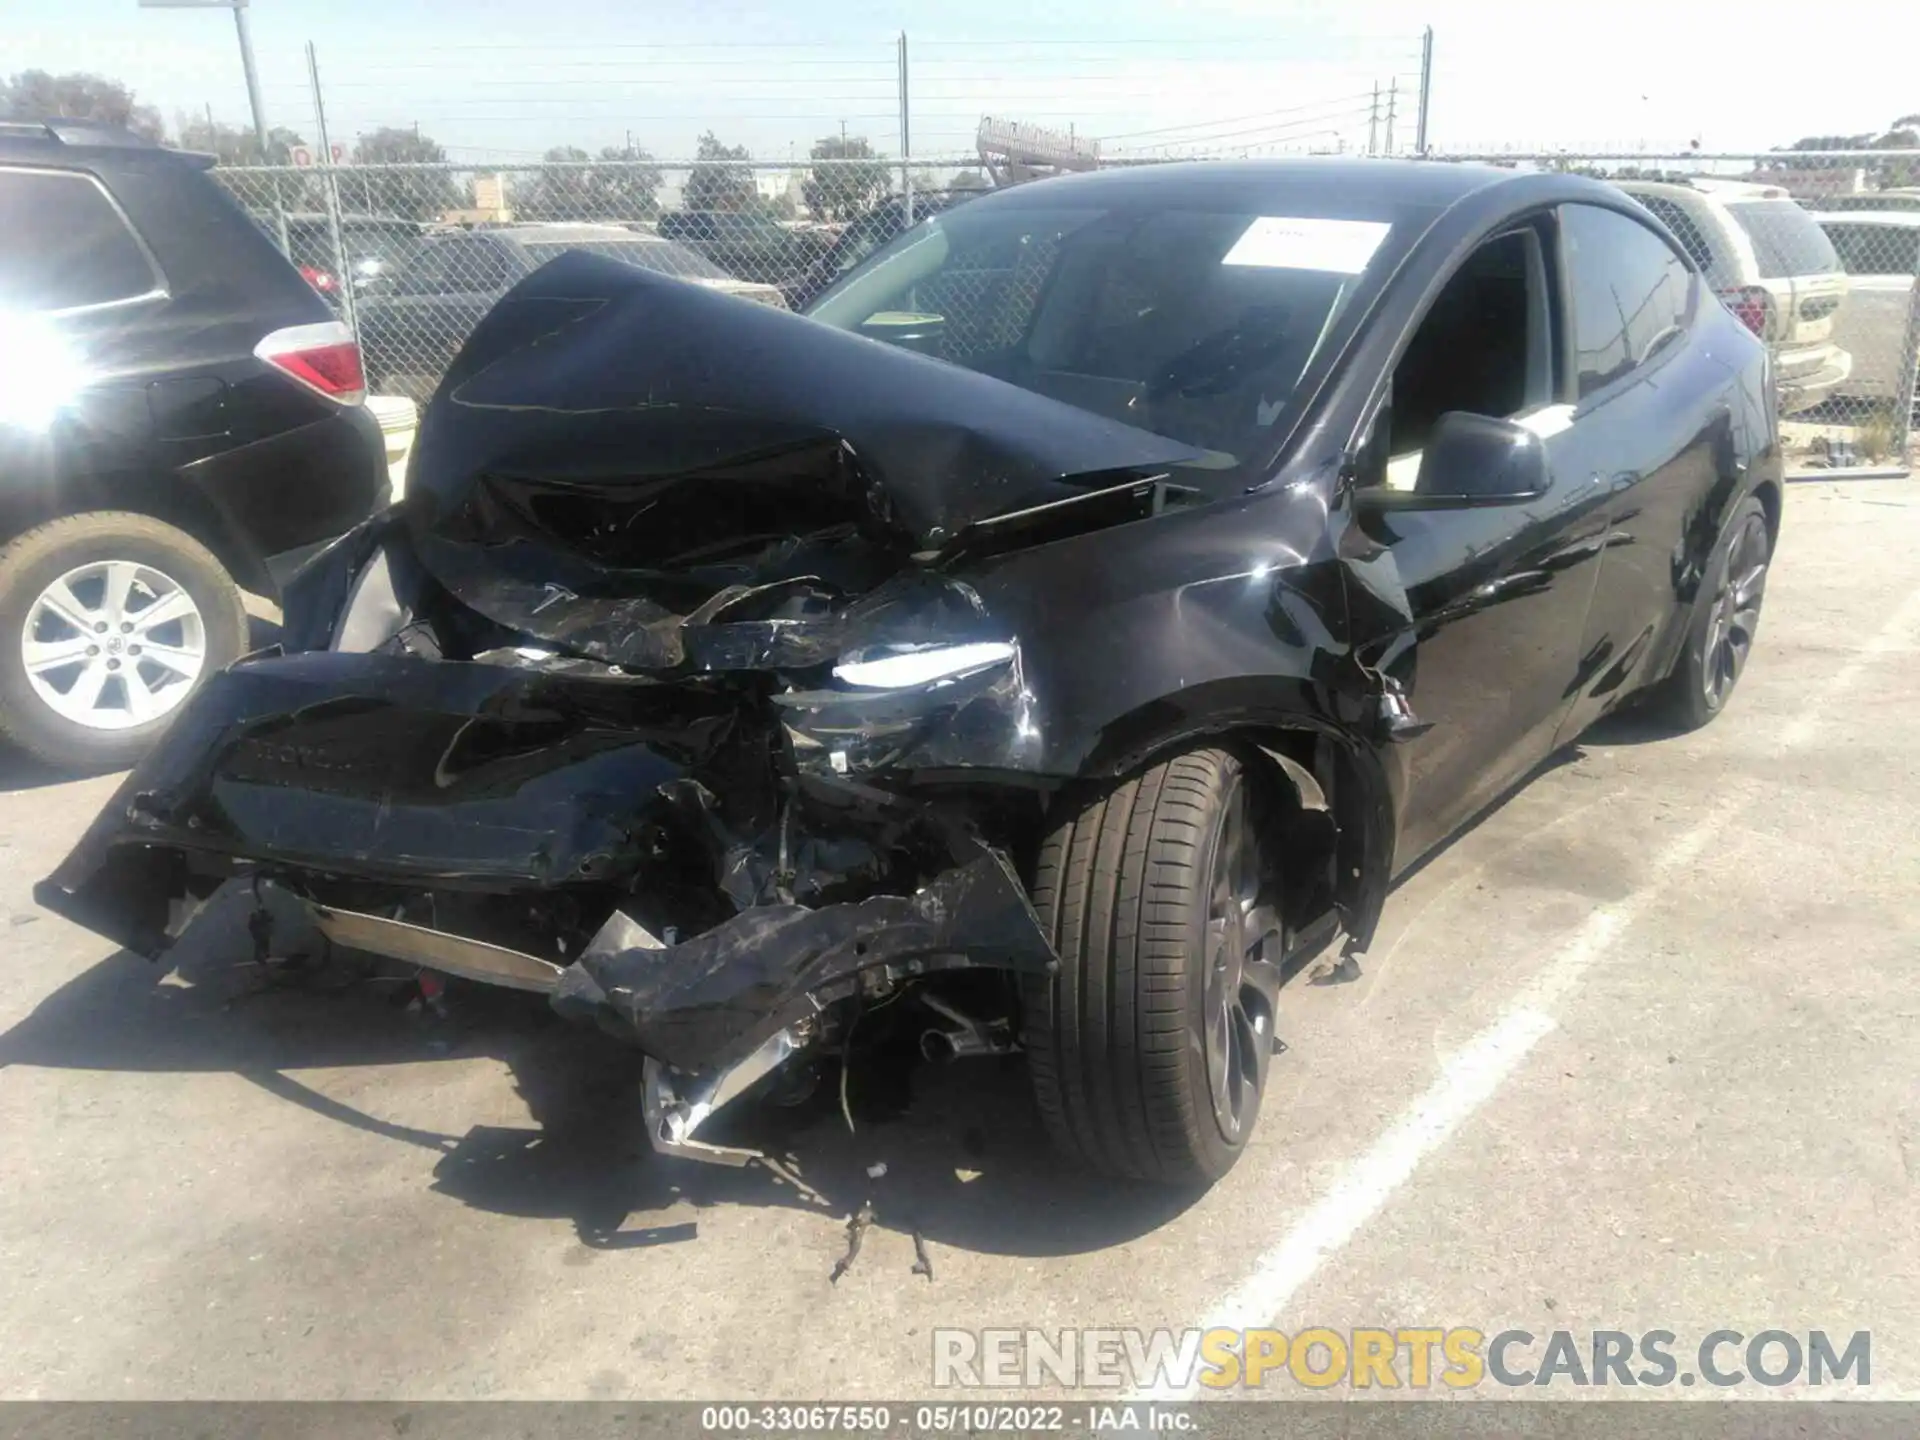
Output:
0 121 389 769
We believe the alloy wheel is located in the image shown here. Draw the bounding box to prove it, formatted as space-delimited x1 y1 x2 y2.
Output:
1701 513 1769 709
1202 779 1284 1142
21 559 208 731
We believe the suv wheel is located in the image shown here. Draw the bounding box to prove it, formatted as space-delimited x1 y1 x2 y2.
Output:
1022 747 1285 1185
1650 495 1770 732
0 513 248 770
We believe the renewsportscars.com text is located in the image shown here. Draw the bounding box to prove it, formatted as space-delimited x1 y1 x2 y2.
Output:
931 1327 1871 1390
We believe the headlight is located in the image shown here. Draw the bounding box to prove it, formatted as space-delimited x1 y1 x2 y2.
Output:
831 641 1015 690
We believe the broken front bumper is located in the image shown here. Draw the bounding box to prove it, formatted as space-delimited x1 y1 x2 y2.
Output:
34 648 1058 1094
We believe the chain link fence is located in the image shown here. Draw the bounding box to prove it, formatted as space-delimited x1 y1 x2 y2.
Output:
217 158 976 403
216 151 1920 477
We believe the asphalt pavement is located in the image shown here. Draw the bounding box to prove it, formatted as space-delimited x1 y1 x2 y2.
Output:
0 477 1915 1402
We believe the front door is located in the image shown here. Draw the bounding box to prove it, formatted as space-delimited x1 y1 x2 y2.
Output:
1342 220 1611 864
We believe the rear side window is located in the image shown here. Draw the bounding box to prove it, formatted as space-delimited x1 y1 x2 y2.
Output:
1562 204 1695 400
0 167 159 311
1726 200 1841 278
1820 222 1920 277
1631 194 1717 273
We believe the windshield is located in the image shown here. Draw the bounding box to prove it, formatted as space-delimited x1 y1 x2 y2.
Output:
806 202 1381 471
521 238 729 281
1727 201 1841 278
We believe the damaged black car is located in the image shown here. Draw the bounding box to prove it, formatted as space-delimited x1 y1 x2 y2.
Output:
36 160 1781 1185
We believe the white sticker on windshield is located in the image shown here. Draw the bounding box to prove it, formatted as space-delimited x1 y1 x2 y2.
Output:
1222 217 1391 274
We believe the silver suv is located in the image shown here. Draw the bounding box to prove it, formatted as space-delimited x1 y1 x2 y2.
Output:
1618 179 1850 414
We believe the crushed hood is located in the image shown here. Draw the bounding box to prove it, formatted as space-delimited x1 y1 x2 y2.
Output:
398 250 1201 667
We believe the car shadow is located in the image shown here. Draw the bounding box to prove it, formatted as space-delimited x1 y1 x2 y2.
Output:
0 886 1198 1263
0 750 90 793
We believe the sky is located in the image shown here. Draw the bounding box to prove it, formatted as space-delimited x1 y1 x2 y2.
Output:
10 0 1920 168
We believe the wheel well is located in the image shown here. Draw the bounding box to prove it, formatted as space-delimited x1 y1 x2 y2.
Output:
1085 721 1390 957
0 471 265 596
1753 479 1781 548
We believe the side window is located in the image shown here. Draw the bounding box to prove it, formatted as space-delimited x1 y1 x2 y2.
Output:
1823 223 1919 277
1383 225 1555 468
437 239 515 292
1632 195 1717 274
396 239 513 295
1562 204 1694 401
0 167 159 311
392 243 458 296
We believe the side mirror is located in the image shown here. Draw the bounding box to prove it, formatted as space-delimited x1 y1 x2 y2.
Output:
1360 411 1550 509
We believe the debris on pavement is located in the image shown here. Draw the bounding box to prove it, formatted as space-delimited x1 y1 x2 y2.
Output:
829 1200 875 1285
1309 954 1363 986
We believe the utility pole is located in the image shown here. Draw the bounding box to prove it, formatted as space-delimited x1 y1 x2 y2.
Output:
897 32 912 227
1385 78 1397 156
307 42 357 338
1368 83 1380 156
137 0 286 248
1415 26 1434 155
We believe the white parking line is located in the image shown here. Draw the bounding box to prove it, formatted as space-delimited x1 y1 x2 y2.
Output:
1145 583 1920 1401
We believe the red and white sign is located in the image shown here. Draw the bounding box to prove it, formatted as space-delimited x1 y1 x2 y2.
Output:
287 144 347 167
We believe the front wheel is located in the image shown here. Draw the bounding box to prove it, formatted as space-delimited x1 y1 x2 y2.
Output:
1021 747 1285 1185
1649 495 1771 732
0 513 248 770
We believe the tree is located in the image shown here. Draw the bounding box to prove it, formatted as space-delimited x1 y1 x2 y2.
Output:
685 130 755 212
175 113 306 166
948 169 992 193
1773 116 1920 188
350 126 463 220
1 70 163 139
801 133 891 222
515 143 662 221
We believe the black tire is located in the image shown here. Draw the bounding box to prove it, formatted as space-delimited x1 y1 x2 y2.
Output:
1649 495 1771 732
0 512 248 771
1022 747 1285 1185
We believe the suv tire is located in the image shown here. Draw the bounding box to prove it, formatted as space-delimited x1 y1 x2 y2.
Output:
1649 495 1770 732
1021 747 1285 1185
0 512 248 771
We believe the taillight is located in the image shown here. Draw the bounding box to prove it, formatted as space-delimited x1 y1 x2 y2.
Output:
1718 286 1772 339
254 321 366 406
298 264 338 294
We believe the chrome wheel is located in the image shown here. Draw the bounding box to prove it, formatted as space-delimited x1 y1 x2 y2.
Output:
21 559 207 731
1201 780 1284 1142
1701 513 1769 709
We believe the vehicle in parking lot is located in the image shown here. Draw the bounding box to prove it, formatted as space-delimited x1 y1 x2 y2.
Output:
353 222 788 400
1619 179 1851 414
655 209 831 285
1810 210 1920 411
277 213 426 298
781 191 969 311
40 160 1781 1185
0 121 389 769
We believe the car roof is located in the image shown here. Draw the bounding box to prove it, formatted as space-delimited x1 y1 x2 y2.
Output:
962 157 1523 219
0 120 215 171
282 212 423 228
495 223 659 244
1807 210 1920 226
